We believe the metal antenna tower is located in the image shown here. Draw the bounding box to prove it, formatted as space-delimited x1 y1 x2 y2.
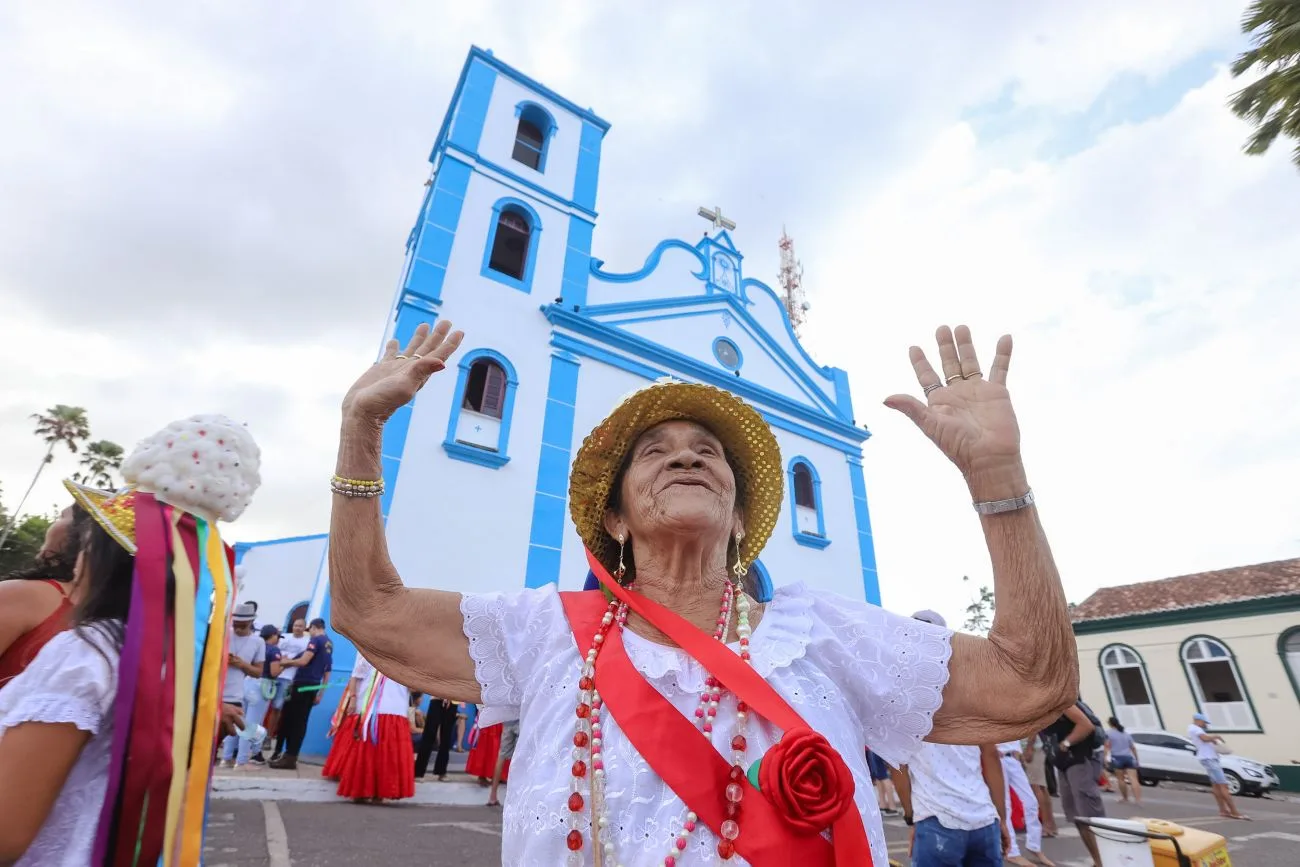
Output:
777 227 809 335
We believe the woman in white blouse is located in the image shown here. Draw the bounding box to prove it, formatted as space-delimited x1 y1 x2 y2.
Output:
328 321 1078 866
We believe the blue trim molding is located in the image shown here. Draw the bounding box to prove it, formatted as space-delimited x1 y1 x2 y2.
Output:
443 348 520 469
560 216 595 308
713 336 743 371
480 197 543 294
846 455 880 603
573 120 605 212
525 351 581 587
787 456 830 549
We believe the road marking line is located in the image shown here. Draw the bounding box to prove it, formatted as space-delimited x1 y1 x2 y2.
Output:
263 801 291 867
414 821 502 837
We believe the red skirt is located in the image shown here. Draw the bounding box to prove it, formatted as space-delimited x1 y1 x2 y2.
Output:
464 723 510 780
322 714 359 780
332 714 416 800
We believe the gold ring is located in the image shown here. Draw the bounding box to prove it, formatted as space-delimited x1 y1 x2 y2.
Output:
411 353 424 360
962 370 982 379
945 373 963 384
395 354 409 360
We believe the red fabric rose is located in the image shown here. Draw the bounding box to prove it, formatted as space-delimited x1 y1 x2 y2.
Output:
758 726 856 834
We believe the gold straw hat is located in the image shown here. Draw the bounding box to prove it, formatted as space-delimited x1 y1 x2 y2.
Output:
569 378 784 581
64 482 138 553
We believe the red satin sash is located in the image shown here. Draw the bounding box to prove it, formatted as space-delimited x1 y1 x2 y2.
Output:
559 550 874 867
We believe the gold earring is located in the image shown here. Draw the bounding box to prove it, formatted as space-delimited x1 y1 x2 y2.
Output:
616 534 627 582
732 531 748 580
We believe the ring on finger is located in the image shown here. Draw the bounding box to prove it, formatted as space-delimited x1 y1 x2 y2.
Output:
923 383 943 396
962 369 982 379
945 373 963 384
395 354 409 360
412 353 424 360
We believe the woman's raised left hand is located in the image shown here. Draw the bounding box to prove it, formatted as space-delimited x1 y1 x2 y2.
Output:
884 325 1024 497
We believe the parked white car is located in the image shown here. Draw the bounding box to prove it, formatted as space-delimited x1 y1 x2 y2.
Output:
1127 730 1280 796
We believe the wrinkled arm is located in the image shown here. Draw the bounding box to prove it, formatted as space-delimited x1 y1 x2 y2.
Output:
930 472 1078 744
328 419 480 703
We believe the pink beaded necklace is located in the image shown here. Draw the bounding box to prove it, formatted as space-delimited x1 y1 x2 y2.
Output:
566 580 755 867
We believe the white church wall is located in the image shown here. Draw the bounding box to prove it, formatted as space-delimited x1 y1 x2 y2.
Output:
234 535 328 630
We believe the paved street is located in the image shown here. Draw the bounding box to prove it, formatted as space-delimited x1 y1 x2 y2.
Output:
207 781 1300 866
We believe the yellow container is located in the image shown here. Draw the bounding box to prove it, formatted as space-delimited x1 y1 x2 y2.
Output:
1140 819 1231 867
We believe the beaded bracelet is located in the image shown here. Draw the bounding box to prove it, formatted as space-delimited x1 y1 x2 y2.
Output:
330 475 384 498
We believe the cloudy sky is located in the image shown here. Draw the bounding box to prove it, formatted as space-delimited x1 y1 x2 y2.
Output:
2 1 1297 624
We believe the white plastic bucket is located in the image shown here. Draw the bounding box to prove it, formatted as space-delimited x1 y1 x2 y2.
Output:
1089 818 1156 867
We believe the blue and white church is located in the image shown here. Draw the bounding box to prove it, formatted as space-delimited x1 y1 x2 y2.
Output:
237 47 880 756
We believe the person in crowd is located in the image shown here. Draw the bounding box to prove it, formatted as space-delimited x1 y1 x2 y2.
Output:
485 719 519 809
890 611 1009 865
464 719 505 786
454 701 468 752
0 414 260 866
269 618 332 770
1103 717 1141 804
268 617 311 762
249 624 284 764
867 748 900 815
218 603 268 769
327 653 415 803
327 321 1077 864
323 662 360 781
0 504 88 689
414 695 459 781
1188 712 1248 820
1042 704 1105 867
409 692 427 749
999 740 1054 865
1021 735 1058 838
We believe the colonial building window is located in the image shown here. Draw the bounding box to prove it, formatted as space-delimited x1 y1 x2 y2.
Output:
444 349 518 469
1099 644 1162 730
511 102 556 172
481 199 542 293
788 457 829 549
1180 635 1259 731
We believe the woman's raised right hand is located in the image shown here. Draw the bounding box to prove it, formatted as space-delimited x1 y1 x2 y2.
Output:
342 321 464 424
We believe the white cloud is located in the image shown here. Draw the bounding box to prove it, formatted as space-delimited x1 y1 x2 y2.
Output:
2 2 1295 630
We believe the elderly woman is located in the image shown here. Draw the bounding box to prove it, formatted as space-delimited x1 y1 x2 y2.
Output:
329 321 1077 867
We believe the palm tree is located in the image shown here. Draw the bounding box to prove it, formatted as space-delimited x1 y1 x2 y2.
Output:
0 405 91 550
74 440 126 489
1229 0 1300 169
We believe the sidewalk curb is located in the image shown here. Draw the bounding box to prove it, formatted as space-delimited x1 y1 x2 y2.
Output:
211 776 493 806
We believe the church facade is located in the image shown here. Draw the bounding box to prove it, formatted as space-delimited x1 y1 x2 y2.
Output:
237 47 880 756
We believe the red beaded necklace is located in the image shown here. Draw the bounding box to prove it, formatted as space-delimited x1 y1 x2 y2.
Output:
566 580 755 867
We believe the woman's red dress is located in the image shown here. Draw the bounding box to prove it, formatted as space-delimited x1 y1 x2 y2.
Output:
330 714 415 800
464 722 510 781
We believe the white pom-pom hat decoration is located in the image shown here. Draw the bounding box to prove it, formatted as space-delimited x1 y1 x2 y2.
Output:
120 414 262 523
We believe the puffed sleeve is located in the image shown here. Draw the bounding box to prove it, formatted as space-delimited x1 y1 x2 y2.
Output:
0 628 118 738
805 589 952 770
459 584 567 720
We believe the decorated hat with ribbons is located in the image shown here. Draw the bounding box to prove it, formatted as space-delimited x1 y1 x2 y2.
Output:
64 414 260 867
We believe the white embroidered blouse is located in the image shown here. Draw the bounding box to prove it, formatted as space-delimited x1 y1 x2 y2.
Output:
0 626 119 867
461 581 953 866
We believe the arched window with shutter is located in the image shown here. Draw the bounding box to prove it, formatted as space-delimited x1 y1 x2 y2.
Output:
481 198 542 293
787 457 829 549
443 349 519 469
511 101 556 172
1180 635 1260 732
1099 644 1162 730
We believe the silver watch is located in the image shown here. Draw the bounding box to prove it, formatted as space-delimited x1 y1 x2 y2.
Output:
973 489 1035 515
